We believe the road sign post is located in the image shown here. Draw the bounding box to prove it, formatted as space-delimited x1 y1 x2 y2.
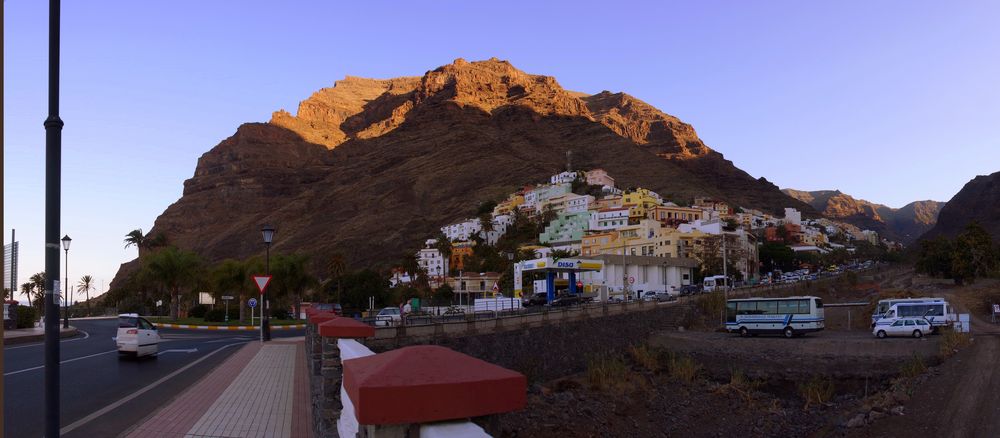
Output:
252 276 271 342
221 295 234 323
248 298 258 327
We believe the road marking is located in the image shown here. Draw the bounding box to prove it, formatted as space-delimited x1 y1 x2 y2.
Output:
203 337 252 343
3 348 117 376
3 329 91 350
155 348 198 356
58 342 247 436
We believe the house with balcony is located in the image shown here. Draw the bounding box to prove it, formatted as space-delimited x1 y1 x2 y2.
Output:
589 207 630 231
539 212 591 246
584 169 615 188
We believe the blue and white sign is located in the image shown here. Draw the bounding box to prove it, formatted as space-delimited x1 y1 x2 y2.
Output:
248 298 258 308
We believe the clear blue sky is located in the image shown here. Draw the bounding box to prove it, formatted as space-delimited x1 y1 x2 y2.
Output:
5 1 999 302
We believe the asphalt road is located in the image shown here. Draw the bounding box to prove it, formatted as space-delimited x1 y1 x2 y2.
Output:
3 318 303 438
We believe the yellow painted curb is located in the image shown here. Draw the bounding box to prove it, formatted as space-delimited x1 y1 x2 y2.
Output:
153 323 306 331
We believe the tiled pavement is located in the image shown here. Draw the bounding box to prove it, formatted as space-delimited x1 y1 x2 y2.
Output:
125 338 312 438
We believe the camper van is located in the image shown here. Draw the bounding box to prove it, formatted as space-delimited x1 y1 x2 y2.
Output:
703 275 730 292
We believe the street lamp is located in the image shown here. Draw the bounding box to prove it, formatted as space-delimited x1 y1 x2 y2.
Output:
261 225 275 341
62 235 71 328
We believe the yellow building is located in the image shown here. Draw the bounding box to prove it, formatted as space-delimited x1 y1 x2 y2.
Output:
647 204 704 224
622 188 663 221
582 231 617 257
493 193 525 216
450 241 476 271
594 195 623 211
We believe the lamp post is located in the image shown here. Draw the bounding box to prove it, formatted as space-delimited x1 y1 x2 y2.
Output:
62 235 71 328
261 225 274 342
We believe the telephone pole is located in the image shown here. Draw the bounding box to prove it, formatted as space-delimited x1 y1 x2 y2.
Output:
44 0 65 435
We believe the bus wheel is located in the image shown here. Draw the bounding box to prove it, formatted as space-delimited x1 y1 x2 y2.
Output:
913 330 923 339
783 326 794 338
739 327 749 337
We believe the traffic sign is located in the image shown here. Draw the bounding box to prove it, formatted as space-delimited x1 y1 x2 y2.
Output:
628 277 635 284
221 295 234 300
248 298 258 308
491 281 500 292
253 275 272 293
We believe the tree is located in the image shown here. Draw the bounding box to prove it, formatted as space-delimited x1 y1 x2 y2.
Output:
77 275 94 317
30 272 46 313
20 282 35 308
210 259 256 322
325 253 347 304
759 242 795 273
432 283 455 306
339 269 391 314
550 248 580 259
951 222 997 285
270 253 318 319
916 237 955 278
124 229 146 251
142 247 203 320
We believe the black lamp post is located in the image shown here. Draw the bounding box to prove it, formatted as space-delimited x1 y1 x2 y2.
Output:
62 235 71 328
261 225 275 341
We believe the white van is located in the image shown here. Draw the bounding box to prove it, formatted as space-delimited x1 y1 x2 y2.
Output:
874 300 955 331
703 275 729 292
115 314 161 358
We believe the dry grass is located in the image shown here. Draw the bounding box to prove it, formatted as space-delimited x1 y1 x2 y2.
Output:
717 368 762 404
694 292 727 327
797 376 835 410
667 352 701 383
586 354 629 391
899 353 927 379
939 328 972 358
628 344 661 372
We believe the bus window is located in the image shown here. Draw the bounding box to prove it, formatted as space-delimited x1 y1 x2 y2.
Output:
736 301 756 315
813 298 824 308
797 299 810 314
758 301 778 315
777 300 796 314
726 303 737 322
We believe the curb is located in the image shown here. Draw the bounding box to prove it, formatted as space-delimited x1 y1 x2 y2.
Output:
154 323 306 331
3 327 80 345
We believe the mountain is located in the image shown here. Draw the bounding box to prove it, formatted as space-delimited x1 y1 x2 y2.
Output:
781 189 944 244
921 171 1000 241
110 58 815 288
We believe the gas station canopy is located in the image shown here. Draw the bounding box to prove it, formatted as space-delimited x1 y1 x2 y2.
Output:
518 257 603 273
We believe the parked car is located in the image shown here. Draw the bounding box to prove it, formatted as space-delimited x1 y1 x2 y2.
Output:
374 307 402 326
549 295 581 307
522 292 548 307
641 291 658 302
678 285 701 296
311 303 343 316
873 317 932 339
606 295 624 303
654 291 677 302
116 314 161 358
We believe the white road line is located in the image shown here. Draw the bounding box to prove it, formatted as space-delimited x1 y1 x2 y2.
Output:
3 329 91 350
3 348 117 376
59 342 247 436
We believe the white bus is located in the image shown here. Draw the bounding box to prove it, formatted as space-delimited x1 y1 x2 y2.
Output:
871 298 944 326
874 300 955 331
703 275 729 292
725 296 825 338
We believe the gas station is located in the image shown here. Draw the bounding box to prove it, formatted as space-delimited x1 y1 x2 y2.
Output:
514 257 604 304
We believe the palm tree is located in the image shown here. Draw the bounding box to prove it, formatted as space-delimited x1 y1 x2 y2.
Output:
77 275 94 317
124 229 146 251
30 272 46 313
271 253 318 319
325 253 347 304
211 259 256 322
142 247 203 320
20 282 34 307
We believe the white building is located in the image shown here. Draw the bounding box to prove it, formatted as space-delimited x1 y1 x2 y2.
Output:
589 208 630 231
550 171 580 185
416 239 449 279
677 219 723 235
784 208 802 226
441 215 512 246
577 254 699 299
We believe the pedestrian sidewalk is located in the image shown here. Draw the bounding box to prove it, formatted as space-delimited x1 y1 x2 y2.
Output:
125 338 313 438
3 326 78 344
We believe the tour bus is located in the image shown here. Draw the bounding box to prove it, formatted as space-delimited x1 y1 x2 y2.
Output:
703 275 729 292
874 299 955 331
871 298 944 326
725 296 825 338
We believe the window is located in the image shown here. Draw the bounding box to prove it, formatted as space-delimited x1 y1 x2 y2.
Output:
917 320 928 326
119 317 138 328
726 303 737 322
891 320 904 326
736 302 756 315
758 301 778 315
777 300 797 314
904 320 915 326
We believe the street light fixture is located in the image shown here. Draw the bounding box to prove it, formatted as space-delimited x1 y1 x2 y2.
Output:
261 225 274 341
62 235 71 329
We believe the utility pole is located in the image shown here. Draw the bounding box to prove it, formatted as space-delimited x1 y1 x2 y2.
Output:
722 233 728 300
44 0 65 435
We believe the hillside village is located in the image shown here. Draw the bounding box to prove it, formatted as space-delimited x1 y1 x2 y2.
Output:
395 168 898 300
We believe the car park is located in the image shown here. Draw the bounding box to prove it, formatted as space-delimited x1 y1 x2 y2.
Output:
116 314 161 358
873 317 931 338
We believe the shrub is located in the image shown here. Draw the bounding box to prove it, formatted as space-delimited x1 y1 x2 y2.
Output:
16 306 37 329
900 353 927 378
628 344 661 372
939 328 972 357
668 353 701 383
720 368 762 404
203 309 226 322
798 376 835 409
272 308 290 320
586 354 628 391
189 304 208 318
694 292 727 326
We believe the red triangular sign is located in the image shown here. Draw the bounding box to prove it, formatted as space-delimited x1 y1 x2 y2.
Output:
492 281 500 292
253 275 272 293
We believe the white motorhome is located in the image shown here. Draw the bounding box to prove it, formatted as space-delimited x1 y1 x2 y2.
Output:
871 298 949 326
874 300 955 331
703 275 729 292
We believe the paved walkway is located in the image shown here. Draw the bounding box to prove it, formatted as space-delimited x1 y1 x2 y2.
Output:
3 325 78 344
125 338 312 438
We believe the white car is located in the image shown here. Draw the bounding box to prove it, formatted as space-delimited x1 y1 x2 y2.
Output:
116 314 161 357
873 317 931 339
374 307 402 326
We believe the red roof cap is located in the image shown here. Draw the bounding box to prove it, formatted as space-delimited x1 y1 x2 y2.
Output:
344 345 526 425
308 312 337 325
318 317 375 339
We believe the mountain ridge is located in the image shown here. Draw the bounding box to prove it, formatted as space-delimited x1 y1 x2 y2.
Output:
781 188 944 243
921 171 1000 241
